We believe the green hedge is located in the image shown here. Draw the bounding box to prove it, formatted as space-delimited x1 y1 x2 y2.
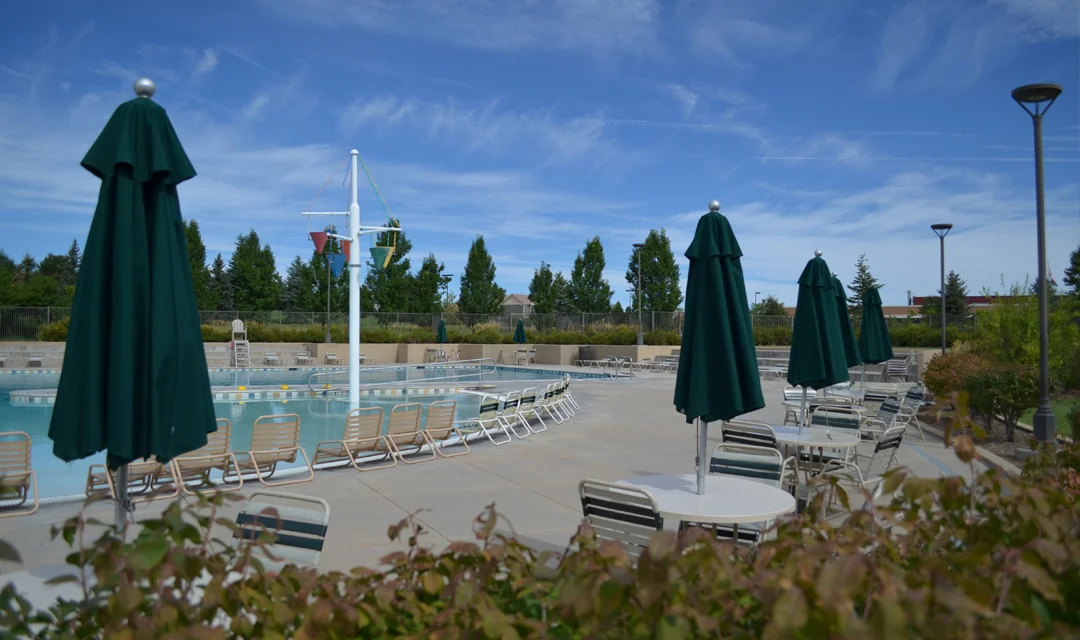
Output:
37 317 968 348
2 441 1077 637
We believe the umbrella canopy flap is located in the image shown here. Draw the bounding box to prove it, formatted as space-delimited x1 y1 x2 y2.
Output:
437 320 448 344
833 276 862 368
49 96 217 470
673 211 764 423
859 287 894 364
786 256 851 390
512 320 527 344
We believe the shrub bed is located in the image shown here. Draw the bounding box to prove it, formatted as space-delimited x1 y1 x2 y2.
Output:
1 441 1077 638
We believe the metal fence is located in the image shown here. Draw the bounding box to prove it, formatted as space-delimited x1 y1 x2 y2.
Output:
0 306 978 340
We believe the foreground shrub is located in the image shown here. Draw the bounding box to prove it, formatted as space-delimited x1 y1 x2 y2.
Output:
36 317 70 342
1 453 1078 638
1022 441 1080 502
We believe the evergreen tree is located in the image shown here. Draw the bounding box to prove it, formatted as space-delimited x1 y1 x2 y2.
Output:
626 229 682 312
38 253 74 286
185 220 212 309
847 253 882 311
282 256 318 312
458 235 505 314
1030 274 1058 298
209 253 234 311
228 230 282 311
552 272 573 313
17 254 36 282
1064 244 1080 295
612 301 624 313
361 219 414 312
920 271 970 321
411 253 449 313
750 295 786 316
65 239 81 280
570 236 613 313
528 261 556 314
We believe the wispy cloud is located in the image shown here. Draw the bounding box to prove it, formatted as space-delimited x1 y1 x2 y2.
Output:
191 48 218 80
251 0 662 56
684 0 842 68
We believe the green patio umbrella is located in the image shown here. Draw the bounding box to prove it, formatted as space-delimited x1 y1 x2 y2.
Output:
513 319 527 344
832 273 861 369
674 201 764 495
436 319 448 344
857 286 894 389
48 79 217 528
786 250 850 430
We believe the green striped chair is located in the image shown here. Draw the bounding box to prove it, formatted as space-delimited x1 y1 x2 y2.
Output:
497 391 531 439
812 425 905 520
457 396 512 446
515 387 548 434
579 479 663 559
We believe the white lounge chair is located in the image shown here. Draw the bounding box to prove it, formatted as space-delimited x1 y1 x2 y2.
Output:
385 403 436 464
514 387 547 434
226 413 314 487
458 397 512 446
313 407 395 471
0 431 39 518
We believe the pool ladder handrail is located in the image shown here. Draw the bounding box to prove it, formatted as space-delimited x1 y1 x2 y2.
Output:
306 358 498 393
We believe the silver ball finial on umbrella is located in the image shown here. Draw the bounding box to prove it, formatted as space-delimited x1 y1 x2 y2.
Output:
134 78 156 98
815 249 823 257
708 200 720 212
832 271 838 277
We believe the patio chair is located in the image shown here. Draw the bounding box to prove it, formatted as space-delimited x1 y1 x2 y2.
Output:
897 386 928 441
87 457 180 503
263 353 280 365
806 406 865 465
782 386 816 425
27 354 43 368
0 431 39 518
385 403 436 464
0 354 7 368
527 349 537 364
684 443 797 545
882 352 915 382
514 387 548 434
578 479 663 559
861 399 905 442
324 353 340 365
497 391 531 439
457 396 512 446
535 383 568 425
294 351 312 365
721 420 779 449
561 375 580 412
233 490 330 572
169 418 244 495
313 407 395 471
226 413 314 487
514 348 529 365
812 426 905 520
424 400 470 458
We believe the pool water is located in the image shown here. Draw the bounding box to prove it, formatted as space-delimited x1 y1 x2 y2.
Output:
0 392 481 500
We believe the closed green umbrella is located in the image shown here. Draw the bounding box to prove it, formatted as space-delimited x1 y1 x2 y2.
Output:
513 319 527 344
787 251 850 429
832 273 861 368
48 79 217 528
858 286 894 389
674 202 764 495
436 319 448 344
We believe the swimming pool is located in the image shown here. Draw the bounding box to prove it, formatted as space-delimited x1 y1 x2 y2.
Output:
0 392 483 500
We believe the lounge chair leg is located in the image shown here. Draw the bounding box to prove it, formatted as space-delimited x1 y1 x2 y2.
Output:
434 429 471 458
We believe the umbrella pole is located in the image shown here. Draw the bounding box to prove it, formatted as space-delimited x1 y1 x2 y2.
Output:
696 419 707 495
114 463 129 531
799 387 808 434
861 363 866 391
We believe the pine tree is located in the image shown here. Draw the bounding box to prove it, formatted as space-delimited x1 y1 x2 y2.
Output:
458 236 506 314
921 270 970 321
626 229 682 312
570 236 613 313
411 253 449 313
528 261 556 314
209 254 234 311
1030 274 1058 298
612 301 624 313
1064 244 1080 295
282 256 318 312
361 218 414 312
553 272 573 313
847 253 881 311
228 230 282 311
184 220 212 309
65 240 81 282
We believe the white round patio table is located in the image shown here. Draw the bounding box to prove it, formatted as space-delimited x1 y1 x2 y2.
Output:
615 473 796 525
770 425 861 449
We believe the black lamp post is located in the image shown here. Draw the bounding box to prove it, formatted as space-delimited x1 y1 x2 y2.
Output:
443 274 454 308
754 291 760 306
930 223 953 355
1013 82 1062 444
632 242 645 346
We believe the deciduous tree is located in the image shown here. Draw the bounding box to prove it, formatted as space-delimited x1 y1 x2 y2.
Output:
528 261 556 314
570 236 613 313
626 229 681 312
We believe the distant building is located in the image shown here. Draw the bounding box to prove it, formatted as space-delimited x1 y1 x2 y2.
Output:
502 294 534 316
911 295 1020 309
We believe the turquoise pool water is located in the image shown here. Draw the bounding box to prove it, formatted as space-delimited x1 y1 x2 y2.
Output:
0 392 482 500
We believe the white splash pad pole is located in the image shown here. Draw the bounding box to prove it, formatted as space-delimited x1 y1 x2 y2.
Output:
348 150 361 411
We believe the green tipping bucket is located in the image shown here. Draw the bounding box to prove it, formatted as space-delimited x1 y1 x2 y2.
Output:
369 246 394 271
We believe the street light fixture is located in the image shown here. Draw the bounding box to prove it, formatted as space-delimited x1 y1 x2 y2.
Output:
930 223 953 355
754 291 760 306
443 274 454 309
632 243 645 346
1012 82 1062 444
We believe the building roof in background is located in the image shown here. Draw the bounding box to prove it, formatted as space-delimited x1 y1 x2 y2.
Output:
911 295 1022 306
502 294 533 306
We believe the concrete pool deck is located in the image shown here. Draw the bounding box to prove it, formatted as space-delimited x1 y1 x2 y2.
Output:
0 370 982 590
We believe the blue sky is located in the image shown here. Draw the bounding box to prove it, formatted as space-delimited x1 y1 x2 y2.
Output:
1 0 1078 307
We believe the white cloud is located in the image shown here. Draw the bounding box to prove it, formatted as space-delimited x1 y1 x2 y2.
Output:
251 0 662 56
191 48 219 80
684 0 841 68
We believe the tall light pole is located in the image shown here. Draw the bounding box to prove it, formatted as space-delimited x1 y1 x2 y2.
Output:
443 274 454 309
754 291 760 306
930 224 952 355
632 242 645 346
1013 82 1062 444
